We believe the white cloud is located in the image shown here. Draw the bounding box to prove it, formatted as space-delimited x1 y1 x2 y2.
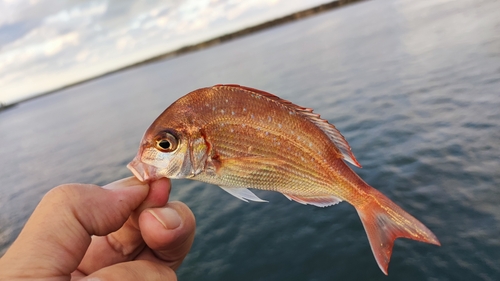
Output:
115 35 136 50
44 2 107 24
43 31 80 56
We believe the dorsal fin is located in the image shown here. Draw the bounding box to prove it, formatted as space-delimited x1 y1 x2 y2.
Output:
213 84 362 168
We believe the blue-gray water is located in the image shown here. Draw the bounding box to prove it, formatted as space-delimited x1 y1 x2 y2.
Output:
1 0 499 280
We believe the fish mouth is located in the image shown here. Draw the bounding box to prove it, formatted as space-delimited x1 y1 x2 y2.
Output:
127 157 157 182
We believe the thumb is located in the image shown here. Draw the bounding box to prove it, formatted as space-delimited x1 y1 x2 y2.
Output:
0 177 149 279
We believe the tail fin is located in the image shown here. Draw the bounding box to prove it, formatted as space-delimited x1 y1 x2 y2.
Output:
355 188 440 275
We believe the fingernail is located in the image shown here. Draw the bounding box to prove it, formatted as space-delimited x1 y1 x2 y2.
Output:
148 207 182 229
103 177 145 190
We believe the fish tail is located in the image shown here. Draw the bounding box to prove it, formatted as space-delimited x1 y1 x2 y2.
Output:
355 187 440 275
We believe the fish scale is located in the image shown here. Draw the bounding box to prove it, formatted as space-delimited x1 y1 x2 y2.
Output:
128 84 440 275
201 99 340 187
202 123 334 195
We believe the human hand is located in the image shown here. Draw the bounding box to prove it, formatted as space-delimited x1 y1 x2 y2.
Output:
0 177 195 280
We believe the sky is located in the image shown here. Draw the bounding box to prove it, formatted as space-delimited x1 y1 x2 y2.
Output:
0 0 332 105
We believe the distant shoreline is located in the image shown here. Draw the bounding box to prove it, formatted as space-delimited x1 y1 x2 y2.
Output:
2 0 366 109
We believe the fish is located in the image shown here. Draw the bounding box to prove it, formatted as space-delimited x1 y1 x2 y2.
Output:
127 84 440 274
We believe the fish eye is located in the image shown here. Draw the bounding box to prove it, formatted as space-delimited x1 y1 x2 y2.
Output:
155 132 178 153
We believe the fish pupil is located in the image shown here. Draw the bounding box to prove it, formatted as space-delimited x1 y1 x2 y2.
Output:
158 140 171 149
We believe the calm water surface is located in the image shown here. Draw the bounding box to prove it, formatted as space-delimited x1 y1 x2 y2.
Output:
1 0 499 280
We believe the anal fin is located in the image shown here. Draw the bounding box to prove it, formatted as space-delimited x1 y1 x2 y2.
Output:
283 194 342 208
220 186 268 203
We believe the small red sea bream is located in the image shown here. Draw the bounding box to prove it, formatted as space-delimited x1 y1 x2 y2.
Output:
128 84 440 274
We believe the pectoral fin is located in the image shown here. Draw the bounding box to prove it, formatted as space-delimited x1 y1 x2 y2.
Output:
220 186 268 203
283 193 342 207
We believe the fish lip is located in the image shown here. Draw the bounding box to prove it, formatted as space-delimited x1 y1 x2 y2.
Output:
127 157 157 182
